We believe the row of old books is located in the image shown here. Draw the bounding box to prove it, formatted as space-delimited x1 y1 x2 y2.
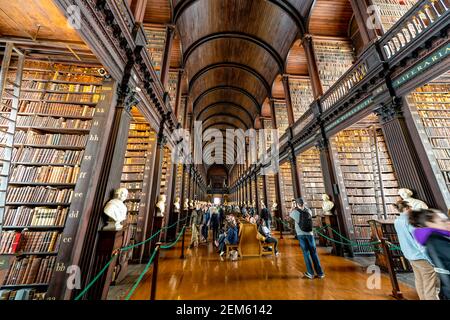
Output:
2 256 56 285
14 131 88 147
6 186 73 203
16 115 92 130
408 83 450 192
297 148 325 218
123 157 146 165
0 288 46 300
122 165 145 172
44 92 99 104
280 162 294 214
18 102 95 117
0 231 61 253
12 148 84 165
331 116 400 253
288 78 314 122
10 165 80 184
3 206 68 227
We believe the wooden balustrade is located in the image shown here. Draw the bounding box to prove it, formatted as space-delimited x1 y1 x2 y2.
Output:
379 0 449 61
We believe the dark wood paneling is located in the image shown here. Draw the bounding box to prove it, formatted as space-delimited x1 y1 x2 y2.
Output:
194 87 260 119
191 67 267 105
177 0 297 58
286 39 309 75
143 0 171 24
0 0 82 42
309 0 353 37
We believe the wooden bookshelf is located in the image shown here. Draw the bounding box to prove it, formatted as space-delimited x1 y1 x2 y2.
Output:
160 146 172 199
274 100 289 136
330 114 400 254
168 71 179 107
174 164 183 203
289 78 314 122
406 82 450 203
0 59 105 298
297 147 325 233
279 161 294 216
257 175 265 206
371 0 418 33
143 26 167 77
118 107 156 263
313 39 355 92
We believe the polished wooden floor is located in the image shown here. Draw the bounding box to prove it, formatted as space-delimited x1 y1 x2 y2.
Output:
127 231 418 300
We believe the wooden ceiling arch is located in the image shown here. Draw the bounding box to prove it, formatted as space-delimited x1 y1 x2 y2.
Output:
190 68 267 106
195 92 260 120
193 85 260 114
183 32 285 73
173 0 310 34
189 62 271 95
196 104 254 129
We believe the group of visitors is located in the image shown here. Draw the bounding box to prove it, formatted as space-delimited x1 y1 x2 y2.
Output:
393 193 450 300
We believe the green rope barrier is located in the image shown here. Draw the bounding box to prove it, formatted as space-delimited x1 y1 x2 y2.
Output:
160 226 186 249
124 226 187 300
272 215 402 251
124 248 159 301
73 215 187 300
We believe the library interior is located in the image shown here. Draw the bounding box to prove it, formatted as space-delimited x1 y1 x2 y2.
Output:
0 0 449 301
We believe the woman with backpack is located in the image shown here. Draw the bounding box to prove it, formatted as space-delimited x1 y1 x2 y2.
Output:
289 198 325 279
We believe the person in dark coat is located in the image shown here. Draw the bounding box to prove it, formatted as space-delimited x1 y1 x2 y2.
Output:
260 202 271 229
410 209 450 300
210 206 220 245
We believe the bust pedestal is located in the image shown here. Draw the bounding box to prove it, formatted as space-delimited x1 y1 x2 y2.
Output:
87 229 124 300
320 215 344 257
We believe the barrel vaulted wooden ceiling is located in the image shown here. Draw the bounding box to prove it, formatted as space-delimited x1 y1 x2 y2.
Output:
142 0 355 171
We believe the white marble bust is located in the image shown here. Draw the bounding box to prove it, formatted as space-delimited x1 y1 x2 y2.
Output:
156 194 166 217
271 200 278 211
183 198 189 210
103 188 128 230
174 197 180 212
322 194 334 216
260 201 266 209
398 188 428 210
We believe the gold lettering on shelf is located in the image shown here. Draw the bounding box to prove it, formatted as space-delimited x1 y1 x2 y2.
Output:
84 155 92 161
69 210 79 218
74 192 83 198
55 262 66 272
89 134 99 141
63 237 72 243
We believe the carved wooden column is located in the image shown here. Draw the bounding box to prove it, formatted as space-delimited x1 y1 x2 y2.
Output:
141 115 167 262
160 25 175 89
282 74 302 200
316 136 346 257
375 99 442 209
301 34 323 100
349 0 378 48
282 74 295 125
165 161 179 242
259 120 270 207
269 98 285 220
